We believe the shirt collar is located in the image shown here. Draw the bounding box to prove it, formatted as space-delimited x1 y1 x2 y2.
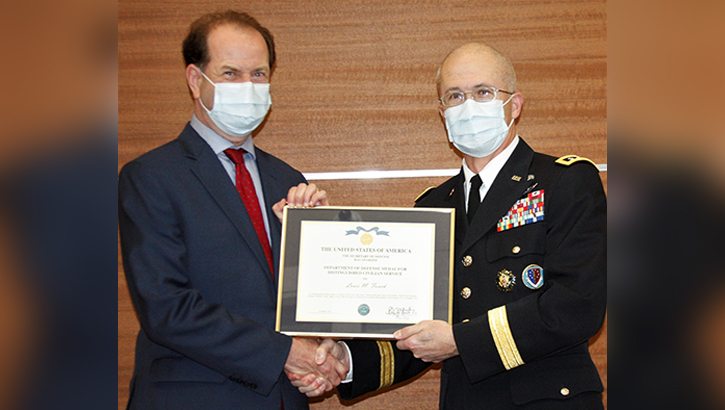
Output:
462 135 520 188
190 114 256 159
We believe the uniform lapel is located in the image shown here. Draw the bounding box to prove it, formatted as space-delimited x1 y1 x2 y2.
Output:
179 125 274 281
461 140 535 254
450 173 468 249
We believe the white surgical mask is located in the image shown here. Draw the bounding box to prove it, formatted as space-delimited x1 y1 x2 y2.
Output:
199 70 272 137
444 97 514 158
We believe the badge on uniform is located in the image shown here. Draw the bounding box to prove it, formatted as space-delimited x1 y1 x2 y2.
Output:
522 264 544 290
496 269 516 292
497 190 545 232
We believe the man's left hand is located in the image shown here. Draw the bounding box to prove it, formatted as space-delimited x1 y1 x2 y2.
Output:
273 183 329 222
394 320 459 363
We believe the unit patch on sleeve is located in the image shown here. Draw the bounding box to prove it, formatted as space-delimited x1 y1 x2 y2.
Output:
497 190 545 232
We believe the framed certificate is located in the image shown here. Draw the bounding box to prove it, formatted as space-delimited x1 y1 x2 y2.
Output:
275 206 455 339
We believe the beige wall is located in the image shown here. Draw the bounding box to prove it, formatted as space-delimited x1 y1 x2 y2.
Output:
118 0 607 408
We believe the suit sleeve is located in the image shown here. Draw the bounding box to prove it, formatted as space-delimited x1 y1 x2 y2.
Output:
118 160 291 395
336 339 432 400
453 162 607 383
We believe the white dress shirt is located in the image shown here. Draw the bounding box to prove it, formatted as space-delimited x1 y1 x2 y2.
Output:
462 136 520 211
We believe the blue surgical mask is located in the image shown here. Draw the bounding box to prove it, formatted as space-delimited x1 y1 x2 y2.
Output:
444 97 514 158
199 70 272 137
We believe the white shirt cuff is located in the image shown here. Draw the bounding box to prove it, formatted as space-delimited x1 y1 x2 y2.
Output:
340 341 353 383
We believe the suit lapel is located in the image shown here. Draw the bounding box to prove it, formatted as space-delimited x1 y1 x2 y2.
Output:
178 125 274 282
255 150 286 286
461 140 535 254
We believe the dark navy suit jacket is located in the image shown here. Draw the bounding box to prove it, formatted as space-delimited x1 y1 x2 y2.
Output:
119 124 307 409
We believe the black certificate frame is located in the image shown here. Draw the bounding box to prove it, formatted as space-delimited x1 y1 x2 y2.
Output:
275 206 455 339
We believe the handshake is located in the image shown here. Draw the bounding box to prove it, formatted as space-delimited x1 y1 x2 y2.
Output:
283 338 350 397
282 320 459 397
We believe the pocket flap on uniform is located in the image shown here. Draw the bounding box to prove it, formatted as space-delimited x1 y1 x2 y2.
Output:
509 353 603 405
150 357 226 384
486 223 546 262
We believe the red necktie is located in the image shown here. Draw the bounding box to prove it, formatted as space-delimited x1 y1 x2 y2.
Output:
224 148 274 277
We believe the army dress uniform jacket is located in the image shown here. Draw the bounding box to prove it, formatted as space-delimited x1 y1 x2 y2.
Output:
338 138 606 409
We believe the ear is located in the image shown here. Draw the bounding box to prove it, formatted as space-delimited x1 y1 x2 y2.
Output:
510 93 524 120
186 64 202 100
438 104 446 118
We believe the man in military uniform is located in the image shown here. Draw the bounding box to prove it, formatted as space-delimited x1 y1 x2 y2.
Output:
290 42 607 409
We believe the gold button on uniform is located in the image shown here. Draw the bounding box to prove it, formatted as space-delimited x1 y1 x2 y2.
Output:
461 287 471 299
462 318 470 323
560 387 570 396
462 255 473 267
512 246 521 254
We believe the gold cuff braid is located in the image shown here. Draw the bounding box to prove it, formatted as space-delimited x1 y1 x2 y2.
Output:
488 305 525 370
376 340 395 389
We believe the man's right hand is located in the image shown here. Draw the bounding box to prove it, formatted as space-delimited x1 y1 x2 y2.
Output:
284 338 348 396
287 339 350 397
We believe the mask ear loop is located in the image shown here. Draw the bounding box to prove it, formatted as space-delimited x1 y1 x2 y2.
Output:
199 96 213 114
198 69 216 113
503 93 516 127
502 93 515 106
199 69 216 87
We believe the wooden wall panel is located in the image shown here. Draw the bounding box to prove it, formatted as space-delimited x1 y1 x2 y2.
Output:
119 0 606 408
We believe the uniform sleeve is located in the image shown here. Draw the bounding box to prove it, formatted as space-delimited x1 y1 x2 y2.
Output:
118 161 291 395
336 339 432 400
454 162 607 383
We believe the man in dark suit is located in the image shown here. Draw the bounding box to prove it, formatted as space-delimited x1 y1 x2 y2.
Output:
293 43 606 409
119 11 345 410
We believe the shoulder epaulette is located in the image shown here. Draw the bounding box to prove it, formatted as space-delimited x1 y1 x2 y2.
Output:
554 155 598 168
414 186 437 203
